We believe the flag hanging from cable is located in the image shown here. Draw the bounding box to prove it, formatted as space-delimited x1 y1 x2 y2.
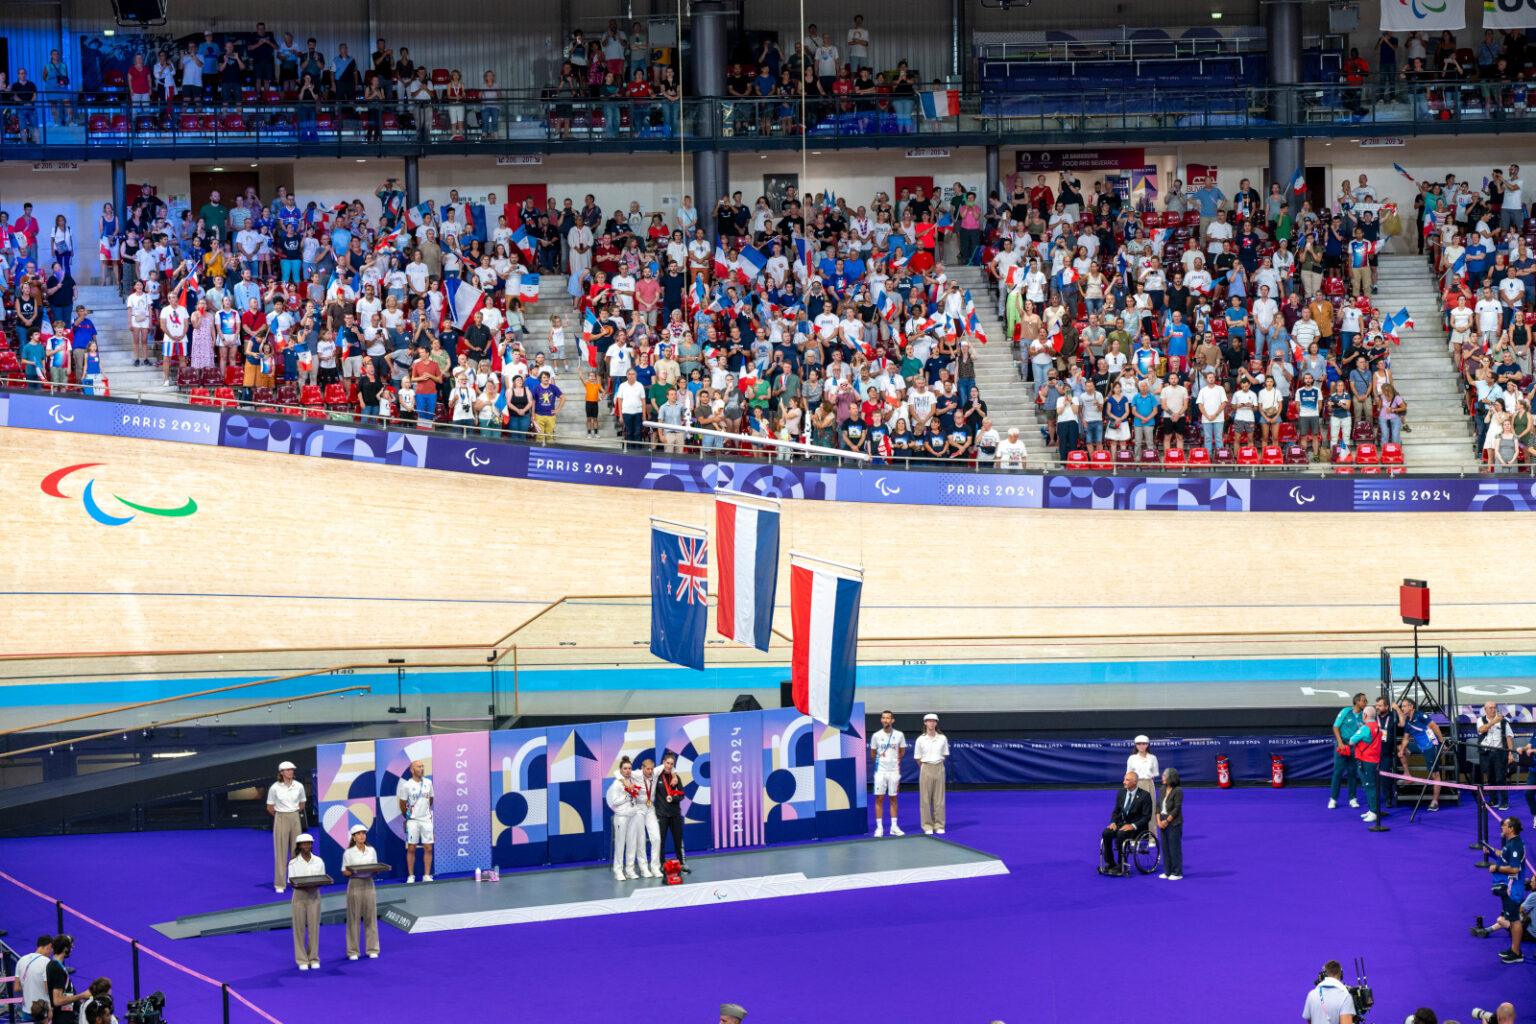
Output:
715 496 779 653
790 559 862 730
650 522 709 671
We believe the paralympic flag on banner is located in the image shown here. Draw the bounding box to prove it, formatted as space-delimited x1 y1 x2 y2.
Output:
1484 0 1536 28
715 497 779 652
1381 0 1463 31
651 525 709 671
790 562 862 730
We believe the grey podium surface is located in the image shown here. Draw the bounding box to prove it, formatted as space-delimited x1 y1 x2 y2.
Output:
153 836 1006 937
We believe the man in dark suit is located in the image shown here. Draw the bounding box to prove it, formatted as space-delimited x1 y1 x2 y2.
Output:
1100 771 1153 875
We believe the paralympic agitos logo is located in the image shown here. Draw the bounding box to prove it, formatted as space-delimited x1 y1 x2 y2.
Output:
41 463 198 526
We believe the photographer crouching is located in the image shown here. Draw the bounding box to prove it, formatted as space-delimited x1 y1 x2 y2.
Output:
1303 960 1365 1024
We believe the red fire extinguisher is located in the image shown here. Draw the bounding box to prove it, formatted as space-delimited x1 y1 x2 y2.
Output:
1271 754 1285 788
1216 754 1231 788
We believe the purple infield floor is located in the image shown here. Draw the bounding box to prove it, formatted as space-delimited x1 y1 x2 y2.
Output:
2 787 1532 1023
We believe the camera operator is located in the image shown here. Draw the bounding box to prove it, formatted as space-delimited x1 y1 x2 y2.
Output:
1302 960 1358 1024
77 979 115 1024
1472 1005 1516 1023
1476 702 1517 812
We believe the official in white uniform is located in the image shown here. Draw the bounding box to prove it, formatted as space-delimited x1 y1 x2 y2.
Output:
396 760 435 882
638 758 661 876
605 756 645 880
869 710 906 837
266 761 306 893
1126 735 1160 809
913 713 950 835
287 834 325 970
341 824 380 960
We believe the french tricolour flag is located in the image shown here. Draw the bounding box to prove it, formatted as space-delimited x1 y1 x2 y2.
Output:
442 277 487 330
790 563 862 730
737 245 767 285
918 88 959 118
715 498 779 653
516 273 540 302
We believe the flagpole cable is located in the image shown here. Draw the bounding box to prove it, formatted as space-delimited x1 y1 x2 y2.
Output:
677 0 685 211
641 421 871 460
800 0 809 286
789 551 864 576
713 487 783 509
650 516 709 536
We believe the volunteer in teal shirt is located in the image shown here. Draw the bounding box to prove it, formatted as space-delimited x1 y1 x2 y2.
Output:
1329 692 1367 809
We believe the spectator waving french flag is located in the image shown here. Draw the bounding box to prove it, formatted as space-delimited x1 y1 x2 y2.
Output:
714 494 780 652
790 557 864 730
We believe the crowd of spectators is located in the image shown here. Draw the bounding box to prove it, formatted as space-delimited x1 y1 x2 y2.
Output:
3 153 1536 470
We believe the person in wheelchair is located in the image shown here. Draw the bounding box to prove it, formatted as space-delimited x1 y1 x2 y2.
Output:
1100 770 1154 876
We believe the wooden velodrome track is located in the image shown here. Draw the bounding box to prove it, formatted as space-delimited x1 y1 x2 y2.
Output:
3 423 1536 669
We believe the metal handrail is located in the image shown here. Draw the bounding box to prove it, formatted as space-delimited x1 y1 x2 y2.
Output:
0 684 372 759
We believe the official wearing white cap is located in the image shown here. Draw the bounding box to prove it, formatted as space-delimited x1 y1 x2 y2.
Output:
287 833 325 970
913 713 950 834
1127 735 1160 809
341 823 380 960
266 760 306 893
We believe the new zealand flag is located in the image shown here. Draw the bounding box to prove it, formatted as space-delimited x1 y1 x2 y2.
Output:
650 526 709 671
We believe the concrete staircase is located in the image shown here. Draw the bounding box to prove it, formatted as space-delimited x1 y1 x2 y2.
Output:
946 265 1045 458
1371 254 1481 473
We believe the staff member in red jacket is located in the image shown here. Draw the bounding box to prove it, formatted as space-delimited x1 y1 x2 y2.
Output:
1349 704 1385 827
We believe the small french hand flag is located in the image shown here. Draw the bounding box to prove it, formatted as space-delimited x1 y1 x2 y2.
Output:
737 245 767 285
1290 169 1307 195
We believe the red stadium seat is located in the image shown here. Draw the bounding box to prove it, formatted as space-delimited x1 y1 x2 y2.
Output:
1066 450 1089 466
305 406 329 419
198 367 222 387
324 382 350 410
241 88 259 103
1140 212 1159 229
1381 443 1404 465
1090 450 1111 465
223 365 243 387
300 384 325 408
1114 448 1135 466
212 386 238 408
87 114 111 134
1332 449 1355 474
201 114 218 131
1212 446 1234 465
179 113 201 132
188 387 213 407
103 68 126 90
1162 212 1181 228
1139 447 1161 465
1284 444 1309 466
1187 447 1211 468
222 113 246 132
315 113 336 130
251 385 277 411
176 366 199 389
382 111 400 130
1277 423 1298 444
1163 448 1186 468
431 68 451 87
1261 446 1284 466
262 88 282 103
1356 443 1378 465
1237 446 1260 466
274 384 300 409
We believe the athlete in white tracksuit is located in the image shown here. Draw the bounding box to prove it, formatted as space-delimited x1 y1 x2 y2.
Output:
606 757 645 880
637 759 661 876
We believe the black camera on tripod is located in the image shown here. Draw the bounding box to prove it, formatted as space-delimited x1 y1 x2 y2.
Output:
1314 958 1374 1020
125 990 167 1024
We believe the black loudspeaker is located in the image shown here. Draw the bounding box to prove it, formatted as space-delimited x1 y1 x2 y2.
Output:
780 681 793 708
730 694 762 713
111 0 168 26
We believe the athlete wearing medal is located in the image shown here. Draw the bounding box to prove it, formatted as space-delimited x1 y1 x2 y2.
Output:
606 755 646 880
870 710 906 836
638 758 661 876
654 751 690 871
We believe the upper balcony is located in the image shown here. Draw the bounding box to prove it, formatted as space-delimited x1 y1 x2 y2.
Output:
0 81 1526 162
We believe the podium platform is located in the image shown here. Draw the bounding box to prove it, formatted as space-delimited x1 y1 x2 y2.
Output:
153 836 1006 937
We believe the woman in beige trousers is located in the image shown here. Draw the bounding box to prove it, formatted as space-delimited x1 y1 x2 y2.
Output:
287 834 325 970
914 713 951 834
341 824 381 960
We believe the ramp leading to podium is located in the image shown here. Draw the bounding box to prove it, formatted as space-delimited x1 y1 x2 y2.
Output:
152 836 1006 938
